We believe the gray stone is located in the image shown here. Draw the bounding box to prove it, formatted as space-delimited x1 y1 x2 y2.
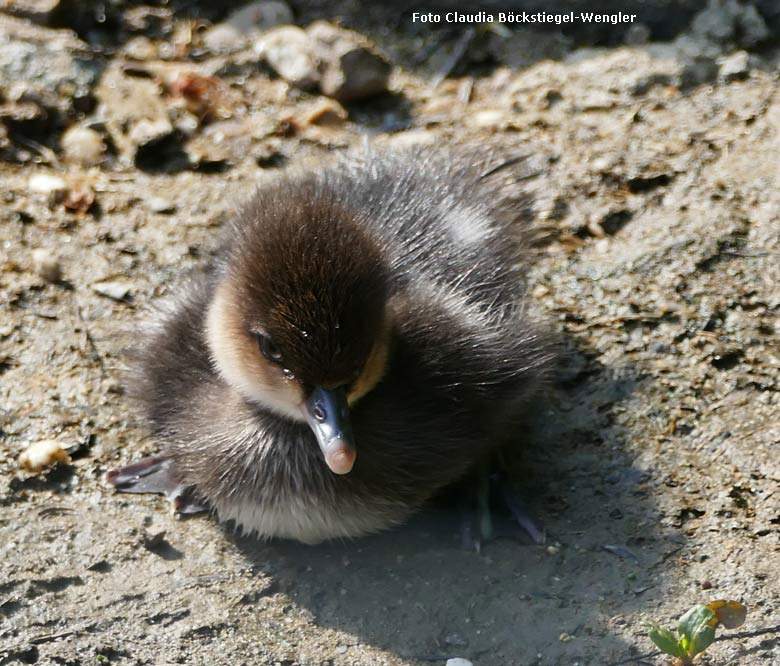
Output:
718 50 752 81
307 21 391 103
31 248 62 283
204 1 294 53
0 15 102 113
255 25 318 89
255 21 390 101
92 281 132 301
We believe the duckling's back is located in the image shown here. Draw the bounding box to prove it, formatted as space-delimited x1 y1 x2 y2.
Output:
326 147 534 308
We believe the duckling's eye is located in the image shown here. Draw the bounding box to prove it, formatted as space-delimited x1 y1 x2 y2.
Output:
255 333 283 364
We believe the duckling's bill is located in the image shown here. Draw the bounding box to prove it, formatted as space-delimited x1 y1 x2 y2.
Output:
304 386 357 474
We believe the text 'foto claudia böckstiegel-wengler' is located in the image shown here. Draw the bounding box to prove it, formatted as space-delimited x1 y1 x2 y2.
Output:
410 11 638 25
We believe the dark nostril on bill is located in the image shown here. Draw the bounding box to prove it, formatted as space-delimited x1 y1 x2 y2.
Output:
313 403 326 421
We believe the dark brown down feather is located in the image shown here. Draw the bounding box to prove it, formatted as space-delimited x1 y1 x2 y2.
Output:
124 145 556 541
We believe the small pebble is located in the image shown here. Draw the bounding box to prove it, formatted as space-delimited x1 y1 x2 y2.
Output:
61 126 106 166
546 543 560 555
307 21 391 103
28 173 67 196
128 117 175 150
445 659 473 666
31 248 62 283
470 110 504 129
303 99 347 127
255 26 319 89
719 50 751 82
174 112 200 135
93 281 132 301
559 632 573 642
19 440 71 473
147 196 177 214
204 0 293 52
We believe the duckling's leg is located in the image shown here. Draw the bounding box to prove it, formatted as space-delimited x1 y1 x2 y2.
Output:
460 464 545 551
459 461 499 552
106 454 208 515
495 471 545 545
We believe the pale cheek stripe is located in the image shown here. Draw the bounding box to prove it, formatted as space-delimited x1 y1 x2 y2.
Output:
205 283 306 422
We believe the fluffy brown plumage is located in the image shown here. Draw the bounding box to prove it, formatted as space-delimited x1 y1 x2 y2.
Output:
109 146 555 543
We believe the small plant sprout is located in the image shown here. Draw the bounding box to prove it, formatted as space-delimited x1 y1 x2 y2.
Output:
646 600 747 665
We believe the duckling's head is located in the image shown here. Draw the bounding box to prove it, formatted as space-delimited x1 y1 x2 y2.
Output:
206 193 391 475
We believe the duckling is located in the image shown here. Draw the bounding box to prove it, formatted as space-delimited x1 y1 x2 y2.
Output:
108 146 554 544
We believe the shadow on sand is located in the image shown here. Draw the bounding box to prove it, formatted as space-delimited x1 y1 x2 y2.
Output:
228 340 672 665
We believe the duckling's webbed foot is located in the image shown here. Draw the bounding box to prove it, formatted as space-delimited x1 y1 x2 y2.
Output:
460 464 545 551
106 454 208 515
496 472 545 545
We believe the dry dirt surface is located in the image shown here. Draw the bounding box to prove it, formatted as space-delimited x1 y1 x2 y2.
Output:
1 2 779 665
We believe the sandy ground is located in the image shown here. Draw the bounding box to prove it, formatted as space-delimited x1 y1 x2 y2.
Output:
1 5 780 666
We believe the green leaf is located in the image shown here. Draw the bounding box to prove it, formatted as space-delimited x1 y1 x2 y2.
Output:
647 624 688 659
691 624 716 656
678 605 717 656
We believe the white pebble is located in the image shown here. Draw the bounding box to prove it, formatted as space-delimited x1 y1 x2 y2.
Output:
29 173 67 196
61 126 106 166
470 110 503 128
255 26 319 89
31 248 62 283
147 196 176 214
19 440 71 473
446 659 473 666
93 281 132 301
